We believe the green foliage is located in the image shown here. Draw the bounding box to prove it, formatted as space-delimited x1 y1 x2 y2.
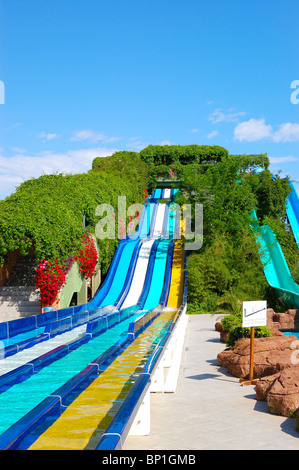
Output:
227 325 272 348
214 291 272 347
0 142 295 317
181 152 295 312
0 152 149 274
140 144 229 168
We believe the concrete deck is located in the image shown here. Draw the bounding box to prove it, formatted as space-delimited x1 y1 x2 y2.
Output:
124 314 299 450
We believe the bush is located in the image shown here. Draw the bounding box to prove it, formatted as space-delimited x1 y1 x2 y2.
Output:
0 152 149 270
227 325 272 348
139 144 229 168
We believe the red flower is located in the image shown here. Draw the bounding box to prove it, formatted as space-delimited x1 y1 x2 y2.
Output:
75 233 98 279
35 259 66 307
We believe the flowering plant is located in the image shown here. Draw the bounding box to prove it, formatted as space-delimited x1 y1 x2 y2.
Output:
75 233 98 279
35 259 67 307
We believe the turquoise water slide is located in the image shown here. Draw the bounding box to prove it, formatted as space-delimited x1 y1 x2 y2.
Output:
252 168 299 248
286 182 299 248
251 211 299 308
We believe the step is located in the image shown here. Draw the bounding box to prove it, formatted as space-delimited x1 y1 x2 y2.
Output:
0 287 39 300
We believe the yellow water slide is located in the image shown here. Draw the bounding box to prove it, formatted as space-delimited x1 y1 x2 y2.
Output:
166 213 185 309
166 241 185 309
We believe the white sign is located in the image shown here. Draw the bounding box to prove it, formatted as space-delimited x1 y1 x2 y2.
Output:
242 301 267 328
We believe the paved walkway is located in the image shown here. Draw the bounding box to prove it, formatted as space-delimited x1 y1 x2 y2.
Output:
124 314 299 450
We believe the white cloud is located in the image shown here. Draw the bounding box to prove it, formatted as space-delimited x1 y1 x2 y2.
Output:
234 118 299 143
70 130 106 143
209 108 247 124
187 128 199 134
12 147 27 154
0 147 118 199
207 130 219 139
269 155 298 164
272 123 299 142
234 118 273 142
104 136 122 143
39 131 60 141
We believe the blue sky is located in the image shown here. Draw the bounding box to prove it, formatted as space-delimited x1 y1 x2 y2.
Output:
0 0 298 199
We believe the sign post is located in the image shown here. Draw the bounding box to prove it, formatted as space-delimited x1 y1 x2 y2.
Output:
240 301 267 386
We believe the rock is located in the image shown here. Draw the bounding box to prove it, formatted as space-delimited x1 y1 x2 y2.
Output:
217 335 299 379
214 321 229 343
256 368 299 418
267 308 299 330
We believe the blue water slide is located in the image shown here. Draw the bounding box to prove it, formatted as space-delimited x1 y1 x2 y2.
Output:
84 239 127 310
139 202 156 238
153 188 162 199
136 240 160 308
171 188 179 200
140 239 172 311
98 239 142 308
286 182 299 248
158 241 175 307
113 239 145 309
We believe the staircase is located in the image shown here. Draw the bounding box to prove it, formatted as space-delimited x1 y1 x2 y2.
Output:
0 256 41 322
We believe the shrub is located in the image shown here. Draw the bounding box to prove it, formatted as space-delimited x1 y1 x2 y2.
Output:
227 325 272 348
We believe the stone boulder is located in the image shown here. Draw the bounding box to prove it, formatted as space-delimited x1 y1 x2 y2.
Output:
217 335 299 379
214 321 229 343
256 367 299 418
267 308 299 330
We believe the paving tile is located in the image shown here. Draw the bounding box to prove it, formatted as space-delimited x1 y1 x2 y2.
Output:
124 314 299 450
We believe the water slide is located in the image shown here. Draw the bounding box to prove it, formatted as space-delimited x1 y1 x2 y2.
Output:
252 167 299 248
250 168 299 308
251 211 299 308
286 181 299 248
0 187 187 450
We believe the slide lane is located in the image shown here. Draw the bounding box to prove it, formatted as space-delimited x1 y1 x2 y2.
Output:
166 241 185 309
86 238 140 310
286 182 299 248
140 239 171 311
251 211 299 308
28 309 177 450
117 239 155 310
115 197 170 311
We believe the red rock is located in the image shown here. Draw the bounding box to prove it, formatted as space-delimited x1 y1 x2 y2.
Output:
217 335 299 379
256 368 299 418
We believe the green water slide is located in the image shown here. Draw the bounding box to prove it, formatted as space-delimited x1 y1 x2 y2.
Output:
251 211 299 308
